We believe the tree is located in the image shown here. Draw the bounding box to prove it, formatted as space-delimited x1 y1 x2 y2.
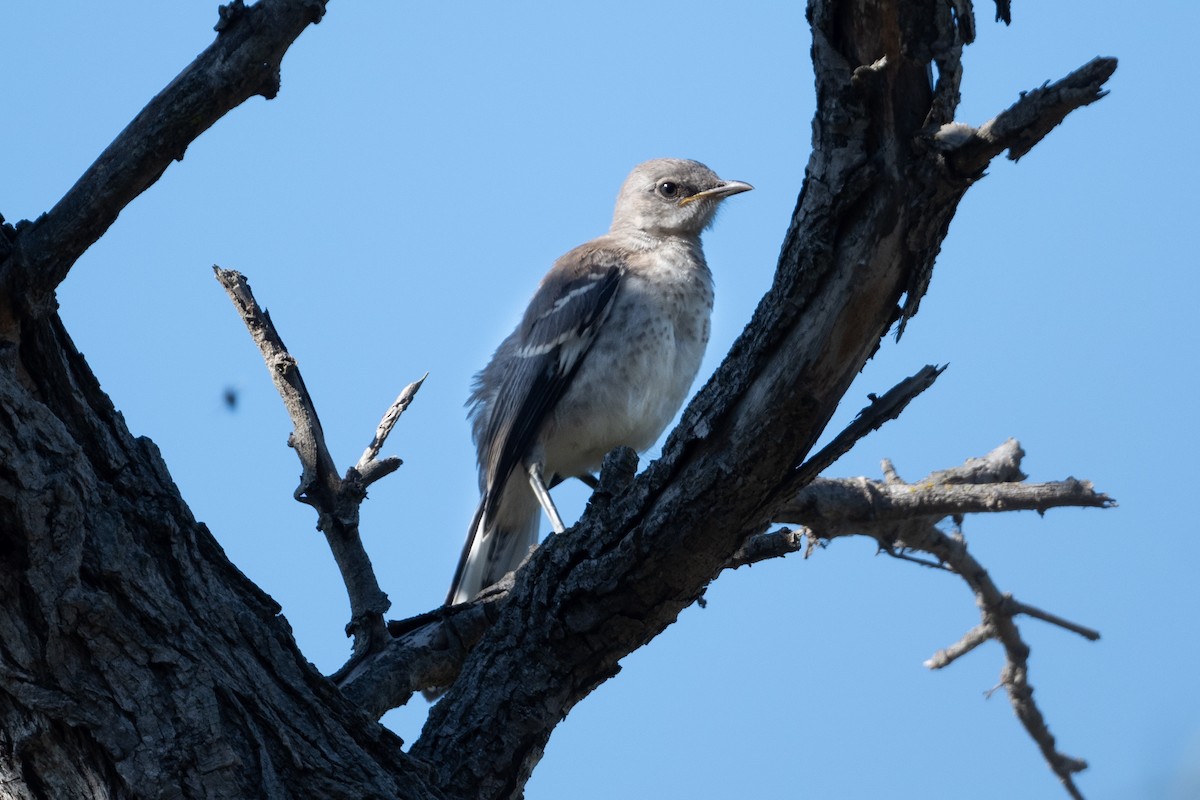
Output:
0 1 1117 798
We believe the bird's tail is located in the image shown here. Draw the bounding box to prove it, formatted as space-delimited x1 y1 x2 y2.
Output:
446 487 540 606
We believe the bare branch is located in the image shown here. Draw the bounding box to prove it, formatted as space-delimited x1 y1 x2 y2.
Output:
727 527 806 570
879 544 953 571
737 365 944 542
214 266 397 661
800 447 1096 798
2 0 326 317
1004 596 1101 642
789 364 945 489
212 267 340 507
903 526 1090 798
926 437 1026 484
939 57 1118 174
337 595 505 718
347 520 817 713
880 458 904 485
925 623 993 669
356 375 427 478
777 476 1114 533
722 440 1103 797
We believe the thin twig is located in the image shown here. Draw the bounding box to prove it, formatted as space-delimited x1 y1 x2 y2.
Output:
357 374 427 475
925 622 993 669
791 365 945 487
879 546 953 571
1005 596 1101 642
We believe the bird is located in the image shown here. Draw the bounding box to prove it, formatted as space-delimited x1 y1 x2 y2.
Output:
445 158 752 606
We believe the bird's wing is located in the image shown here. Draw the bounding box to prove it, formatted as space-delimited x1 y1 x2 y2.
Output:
478 255 623 521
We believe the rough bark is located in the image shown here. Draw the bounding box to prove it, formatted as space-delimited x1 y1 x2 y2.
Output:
0 315 436 798
0 3 441 798
0 1 1114 799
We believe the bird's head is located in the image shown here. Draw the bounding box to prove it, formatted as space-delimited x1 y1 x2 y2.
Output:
610 158 752 238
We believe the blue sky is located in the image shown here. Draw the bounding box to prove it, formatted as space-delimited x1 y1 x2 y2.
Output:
5 3 1197 798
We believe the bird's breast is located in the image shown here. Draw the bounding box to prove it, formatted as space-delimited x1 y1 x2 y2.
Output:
542 244 713 478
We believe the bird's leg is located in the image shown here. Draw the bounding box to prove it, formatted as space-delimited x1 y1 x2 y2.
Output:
527 461 566 534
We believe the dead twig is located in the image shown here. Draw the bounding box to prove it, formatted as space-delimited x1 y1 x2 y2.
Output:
214 265 424 662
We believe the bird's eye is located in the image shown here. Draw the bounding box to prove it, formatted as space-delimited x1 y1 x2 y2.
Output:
658 181 679 198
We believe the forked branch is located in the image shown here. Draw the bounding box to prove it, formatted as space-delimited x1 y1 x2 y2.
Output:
771 440 1110 799
214 266 424 662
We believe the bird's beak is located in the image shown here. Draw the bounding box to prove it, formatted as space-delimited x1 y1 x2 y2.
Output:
680 179 754 205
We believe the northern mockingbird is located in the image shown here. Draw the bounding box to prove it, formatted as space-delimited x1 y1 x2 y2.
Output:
446 158 752 606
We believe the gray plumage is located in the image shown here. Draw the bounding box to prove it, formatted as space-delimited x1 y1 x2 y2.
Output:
446 158 752 606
